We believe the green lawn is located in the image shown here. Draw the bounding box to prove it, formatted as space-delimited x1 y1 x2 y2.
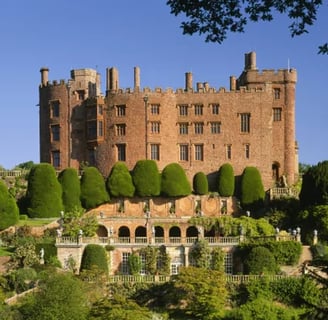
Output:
16 218 57 227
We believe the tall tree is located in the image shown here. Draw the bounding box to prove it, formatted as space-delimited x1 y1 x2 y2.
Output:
80 167 109 209
106 162 135 197
132 160 161 197
58 168 82 212
167 0 327 54
299 161 328 208
193 171 208 195
0 180 19 230
26 163 63 218
217 163 235 196
161 163 192 197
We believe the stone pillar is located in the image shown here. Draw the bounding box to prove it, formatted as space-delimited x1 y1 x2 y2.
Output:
134 66 140 91
40 67 49 86
185 72 193 92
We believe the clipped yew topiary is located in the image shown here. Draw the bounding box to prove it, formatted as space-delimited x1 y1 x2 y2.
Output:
80 244 108 273
26 163 63 218
132 160 161 197
244 246 277 275
161 163 192 197
58 168 82 212
80 167 109 209
193 172 208 195
217 163 235 196
107 162 135 197
0 180 19 230
240 166 265 210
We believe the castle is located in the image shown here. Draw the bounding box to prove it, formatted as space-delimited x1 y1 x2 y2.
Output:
39 51 298 191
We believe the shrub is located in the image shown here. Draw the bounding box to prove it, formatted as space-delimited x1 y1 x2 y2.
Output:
26 163 63 218
80 244 108 274
80 167 109 209
132 160 161 197
128 253 142 275
161 163 192 197
58 168 82 212
217 163 235 196
107 162 135 197
193 172 208 195
240 166 265 211
0 180 19 230
244 246 278 274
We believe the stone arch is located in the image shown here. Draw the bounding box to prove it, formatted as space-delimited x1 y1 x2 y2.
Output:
204 226 216 237
96 225 108 237
135 226 147 237
154 226 164 237
186 226 198 237
169 226 181 237
118 226 130 237
272 161 280 184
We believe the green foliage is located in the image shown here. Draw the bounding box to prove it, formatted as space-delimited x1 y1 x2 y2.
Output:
240 166 265 211
0 180 19 230
171 266 227 319
161 163 192 197
264 241 302 265
167 0 327 54
107 162 135 197
300 161 328 208
26 163 63 218
16 161 35 170
189 239 211 269
218 163 235 196
58 168 82 212
19 272 88 320
80 244 108 274
244 246 278 275
62 208 98 237
132 160 161 197
11 242 39 268
157 245 171 275
139 246 157 275
80 167 109 209
211 247 225 272
193 171 208 195
7 267 38 293
128 253 142 275
89 294 153 320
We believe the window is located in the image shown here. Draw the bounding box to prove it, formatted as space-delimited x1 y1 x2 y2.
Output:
224 252 233 274
273 108 282 121
179 144 189 161
240 113 250 133
51 101 60 117
87 107 97 119
77 90 85 100
117 105 126 116
122 252 130 274
51 125 60 141
87 121 97 140
226 145 232 159
151 144 160 160
194 122 204 134
171 263 181 275
212 104 220 115
151 104 160 114
151 122 160 133
179 123 188 135
98 105 103 115
140 253 146 275
179 105 188 116
117 144 126 161
194 104 203 115
116 124 126 136
52 151 60 167
195 144 203 161
245 144 250 159
210 122 221 134
88 149 95 166
98 121 103 137
274 88 281 99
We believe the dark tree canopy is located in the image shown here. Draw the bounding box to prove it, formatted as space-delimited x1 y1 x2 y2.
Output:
80 167 110 209
161 163 192 197
107 162 135 197
299 161 328 208
193 171 208 195
0 180 19 230
244 246 277 275
26 163 63 218
58 168 82 212
132 160 161 197
167 0 327 54
217 163 235 196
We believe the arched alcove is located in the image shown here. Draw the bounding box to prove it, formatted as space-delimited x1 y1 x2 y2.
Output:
169 226 181 237
118 226 130 237
96 225 108 237
186 226 198 237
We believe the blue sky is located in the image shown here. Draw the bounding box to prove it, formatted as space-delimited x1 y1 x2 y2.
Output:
0 0 327 169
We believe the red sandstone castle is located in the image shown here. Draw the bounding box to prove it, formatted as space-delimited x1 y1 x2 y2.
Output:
39 51 298 190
